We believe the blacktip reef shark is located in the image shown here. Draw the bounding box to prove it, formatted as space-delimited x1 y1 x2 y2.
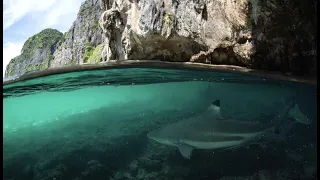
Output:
147 98 311 159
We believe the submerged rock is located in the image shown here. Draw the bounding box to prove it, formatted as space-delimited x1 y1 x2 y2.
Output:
81 162 109 180
219 168 302 180
33 164 68 180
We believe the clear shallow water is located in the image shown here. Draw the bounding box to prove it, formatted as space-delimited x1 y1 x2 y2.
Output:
3 68 317 180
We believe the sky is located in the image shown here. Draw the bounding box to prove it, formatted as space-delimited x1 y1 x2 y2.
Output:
3 0 85 77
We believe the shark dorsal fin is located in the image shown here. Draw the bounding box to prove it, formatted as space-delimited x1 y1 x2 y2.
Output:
208 100 222 119
212 100 220 107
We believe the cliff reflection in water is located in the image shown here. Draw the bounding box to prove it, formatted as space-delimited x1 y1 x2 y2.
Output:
3 68 317 180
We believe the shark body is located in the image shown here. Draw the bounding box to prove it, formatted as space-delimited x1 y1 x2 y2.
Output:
147 99 310 159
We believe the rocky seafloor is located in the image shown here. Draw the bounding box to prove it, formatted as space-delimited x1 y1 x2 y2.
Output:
3 101 317 180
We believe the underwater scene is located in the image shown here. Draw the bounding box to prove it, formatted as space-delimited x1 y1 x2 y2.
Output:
3 68 317 180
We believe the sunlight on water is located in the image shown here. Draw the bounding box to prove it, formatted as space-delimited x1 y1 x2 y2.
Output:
4 81 296 133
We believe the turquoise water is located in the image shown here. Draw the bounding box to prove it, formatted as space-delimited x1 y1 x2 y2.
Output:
3 68 317 180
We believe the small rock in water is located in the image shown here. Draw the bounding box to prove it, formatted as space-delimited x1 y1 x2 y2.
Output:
87 160 100 167
81 163 109 179
128 160 139 172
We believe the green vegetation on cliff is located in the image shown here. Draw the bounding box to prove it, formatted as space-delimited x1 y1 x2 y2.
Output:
21 28 63 58
78 1 94 16
82 41 102 64
5 28 63 77
87 45 103 64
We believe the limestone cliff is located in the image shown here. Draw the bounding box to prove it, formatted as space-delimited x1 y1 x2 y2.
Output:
98 0 317 76
5 29 63 77
52 0 104 67
5 0 317 78
5 0 103 78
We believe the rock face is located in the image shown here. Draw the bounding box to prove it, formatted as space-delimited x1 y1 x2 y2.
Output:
4 29 63 77
99 0 251 65
4 0 104 78
5 0 317 78
98 0 316 76
52 0 104 67
249 0 317 76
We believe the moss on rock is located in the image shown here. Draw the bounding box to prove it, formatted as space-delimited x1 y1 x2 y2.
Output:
163 12 174 26
82 42 103 64
92 20 99 30
82 41 95 63
88 44 103 64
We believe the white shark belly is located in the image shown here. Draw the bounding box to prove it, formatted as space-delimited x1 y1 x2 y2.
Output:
180 131 265 150
181 139 243 149
150 137 179 147
222 131 265 139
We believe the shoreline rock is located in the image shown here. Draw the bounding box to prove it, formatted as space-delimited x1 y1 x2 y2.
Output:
3 61 317 86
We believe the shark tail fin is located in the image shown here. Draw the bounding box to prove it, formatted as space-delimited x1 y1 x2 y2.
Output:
279 97 311 125
272 97 296 133
287 103 312 125
273 96 311 135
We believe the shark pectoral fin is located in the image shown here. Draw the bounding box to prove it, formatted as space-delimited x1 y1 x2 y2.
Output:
178 143 194 159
